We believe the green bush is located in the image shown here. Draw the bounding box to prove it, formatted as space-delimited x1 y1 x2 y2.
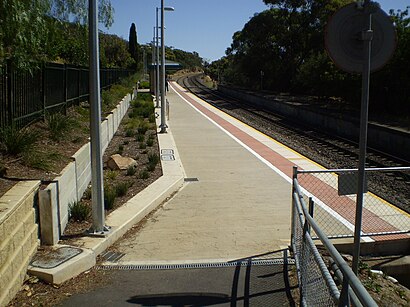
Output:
46 112 71 141
0 126 37 156
104 186 116 210
115 182 129 197
139 142 146 149
125 129 134 137
69 201 91 221
148 114 156 123
148 152 159 165
126 165 136 176
117 144 124 155
137 123 149 135
139 170 149 179
139 81 150 89
136 134 144 142
105 170 118 180
146 138 154 147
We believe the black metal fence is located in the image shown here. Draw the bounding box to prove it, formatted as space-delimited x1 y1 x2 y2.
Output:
0 62 134 129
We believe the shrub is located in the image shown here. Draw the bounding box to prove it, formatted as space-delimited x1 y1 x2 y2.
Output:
0 126 37 156
139 170 149 179
125 129 134 137
136 134 144 142
69 201 91 221
146 138 154 147
148 152 159 165
46 112 71 141
104 186 116 210
115 182 129 197
137 123 149 135
117 144 124 155
139 142 146 149
105 170 118 180
148 114 156 123
126 165 136 176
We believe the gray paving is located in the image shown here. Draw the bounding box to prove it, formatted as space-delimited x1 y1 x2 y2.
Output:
114 86 291 263
58 261 295 306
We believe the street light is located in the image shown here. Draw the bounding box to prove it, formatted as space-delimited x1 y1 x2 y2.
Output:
159 2 174 133
156 6 174 110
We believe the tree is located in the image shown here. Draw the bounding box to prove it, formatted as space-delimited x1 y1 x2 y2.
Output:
0 0 114 69
128 23 139 67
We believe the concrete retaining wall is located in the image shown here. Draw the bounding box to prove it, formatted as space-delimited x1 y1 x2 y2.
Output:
0 181 40 307
218 86 410 161
39 94 132 245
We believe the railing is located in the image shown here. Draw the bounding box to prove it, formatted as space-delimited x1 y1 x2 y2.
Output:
293 167 410 240
291 167 378 306
0 62 134 129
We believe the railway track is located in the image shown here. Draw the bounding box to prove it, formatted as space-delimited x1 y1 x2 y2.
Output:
176 73 410 213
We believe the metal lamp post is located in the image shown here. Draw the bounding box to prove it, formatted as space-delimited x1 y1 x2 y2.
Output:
155 8 160 108
159 2 174 133
88 0 106 235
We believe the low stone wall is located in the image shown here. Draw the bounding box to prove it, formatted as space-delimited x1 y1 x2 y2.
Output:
218 85 410 161
0 181 40 307
39 94 132 245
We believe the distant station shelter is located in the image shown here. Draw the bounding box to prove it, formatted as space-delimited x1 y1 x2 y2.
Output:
148 60 182 93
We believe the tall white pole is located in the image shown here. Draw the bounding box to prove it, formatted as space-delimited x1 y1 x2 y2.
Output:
89 0 105 233
152 26 156 97
159 0 167 133
155 8 160 108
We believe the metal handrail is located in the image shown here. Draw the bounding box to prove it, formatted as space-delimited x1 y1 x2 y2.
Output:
293 179 377 306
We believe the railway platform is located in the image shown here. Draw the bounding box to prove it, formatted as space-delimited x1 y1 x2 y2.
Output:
30 80 409 306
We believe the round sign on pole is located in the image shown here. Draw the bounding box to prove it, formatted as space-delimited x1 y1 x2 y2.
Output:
325 2 396 73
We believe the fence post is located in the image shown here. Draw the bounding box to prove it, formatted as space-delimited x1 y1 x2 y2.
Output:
42 63 46 120
6 60 13 127
291 166 298 248
63 64 68 114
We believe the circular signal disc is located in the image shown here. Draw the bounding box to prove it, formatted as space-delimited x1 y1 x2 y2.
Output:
325 2 396 73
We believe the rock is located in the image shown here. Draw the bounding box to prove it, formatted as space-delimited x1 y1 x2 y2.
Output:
107 154 137 170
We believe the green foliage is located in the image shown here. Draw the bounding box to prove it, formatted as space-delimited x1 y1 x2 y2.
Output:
69 201 91 221
46 112 72 141
139 81 150 89
0 126 37 156
100 33 135 68
104 186 116 210
166 48 203 70
126 165 137 176
22 150 62 171
147 152 159 171
114 182 130 197
136 134 145 142
211 0 410 116
139 170 149 179
0 0 114 68
146 138 154 147
105 170 118 180
117 144 124 155
125 129 134 137
128 23 139 67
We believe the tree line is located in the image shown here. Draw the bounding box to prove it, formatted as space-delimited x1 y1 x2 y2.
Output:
0 0 203 73
206 0 410 116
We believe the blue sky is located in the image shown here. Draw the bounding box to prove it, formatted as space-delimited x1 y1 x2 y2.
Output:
102 1 409 62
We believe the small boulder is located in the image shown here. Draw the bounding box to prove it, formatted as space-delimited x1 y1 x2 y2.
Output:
107 154 137 170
